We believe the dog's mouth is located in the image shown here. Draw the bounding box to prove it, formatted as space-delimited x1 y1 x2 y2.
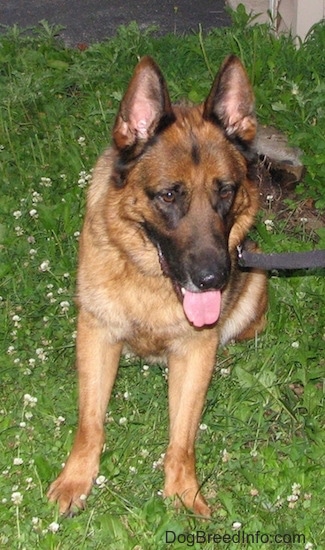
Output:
156 243 222 328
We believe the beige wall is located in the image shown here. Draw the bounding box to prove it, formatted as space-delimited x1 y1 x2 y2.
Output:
227 0 325 40
278 0 325 40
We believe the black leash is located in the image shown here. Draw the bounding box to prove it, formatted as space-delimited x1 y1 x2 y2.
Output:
237 245 325 270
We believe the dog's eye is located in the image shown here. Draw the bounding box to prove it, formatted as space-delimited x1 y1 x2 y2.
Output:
160 190 176 203
219 185 235 200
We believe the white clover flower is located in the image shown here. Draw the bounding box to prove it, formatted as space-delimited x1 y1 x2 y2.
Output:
142 364 150 377
140 449 149 458
29 248 37 256
232 521 242 530
152 452 165 470
13 210 22 219
220 367 231 376
95 475 106 487
54 416 65 427
77 136 86 146
60 300 70 313
129 466 137 474
11 491 23 505
48 522 60 533
291 341 299 349
32 517 40 526
23 394 38 407
39 260 50 272
78 176 87 188
32 191 43 204
7 345 15 355
305 542 313 550
46 292 55 303
39 177 52 187
287 494 299 509
199 423 208 431
29 208 38 219
14 226 24 236
221 448 231 463
13 457 24 466
119 417 127 425
36 348 47 362
12 315 21 328
292 482 301 495
264 219 274 232
77 170 92 187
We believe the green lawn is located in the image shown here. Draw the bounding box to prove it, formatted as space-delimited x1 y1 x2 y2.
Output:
0 11 324 549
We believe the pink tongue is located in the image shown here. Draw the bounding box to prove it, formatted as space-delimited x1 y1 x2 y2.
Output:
183 290 222 327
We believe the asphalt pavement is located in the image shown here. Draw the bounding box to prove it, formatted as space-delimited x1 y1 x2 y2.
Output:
1 0 231 47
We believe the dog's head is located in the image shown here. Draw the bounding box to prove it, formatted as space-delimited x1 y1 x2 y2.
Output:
110 56 259 327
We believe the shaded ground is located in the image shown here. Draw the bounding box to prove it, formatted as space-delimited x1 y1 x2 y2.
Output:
1 0 231 46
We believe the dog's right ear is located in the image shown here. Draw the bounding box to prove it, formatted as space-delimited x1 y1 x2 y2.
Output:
113 56 175 153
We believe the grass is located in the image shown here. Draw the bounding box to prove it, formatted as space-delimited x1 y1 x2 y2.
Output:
0 9 324 549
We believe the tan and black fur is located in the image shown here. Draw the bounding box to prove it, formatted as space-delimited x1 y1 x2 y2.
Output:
48 55 267 516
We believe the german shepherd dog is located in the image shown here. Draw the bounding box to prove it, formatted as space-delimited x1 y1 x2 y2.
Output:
48 55 267 517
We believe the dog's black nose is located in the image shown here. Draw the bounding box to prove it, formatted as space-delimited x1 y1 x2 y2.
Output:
192 262 230 290
197 270 220 290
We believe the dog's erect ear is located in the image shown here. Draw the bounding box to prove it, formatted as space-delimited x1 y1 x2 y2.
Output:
203 55 256 144
113 56 174 152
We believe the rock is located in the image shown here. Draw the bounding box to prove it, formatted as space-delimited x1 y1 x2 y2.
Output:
253 125 305 191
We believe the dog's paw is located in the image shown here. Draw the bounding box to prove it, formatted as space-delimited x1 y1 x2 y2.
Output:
164 485 211 518
47 473 93 516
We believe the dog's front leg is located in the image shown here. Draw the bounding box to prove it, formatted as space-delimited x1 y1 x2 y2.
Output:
164 332 218 517
47 308 122 514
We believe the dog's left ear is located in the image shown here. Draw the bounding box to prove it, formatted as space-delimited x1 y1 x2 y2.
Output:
113 56 174 152
203 55 256 144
